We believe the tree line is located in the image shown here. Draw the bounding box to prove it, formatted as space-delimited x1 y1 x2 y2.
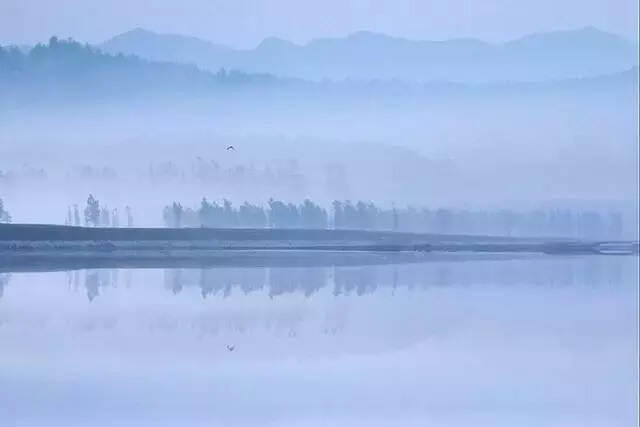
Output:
65 194 134 227
163 198 329 229
1 193 626 239
163 198 626 239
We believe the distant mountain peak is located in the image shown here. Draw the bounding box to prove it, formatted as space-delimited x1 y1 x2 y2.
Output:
109 27 155 40
101 27 232 62
256 36 297 50
508 26 633 47
129 27 151 34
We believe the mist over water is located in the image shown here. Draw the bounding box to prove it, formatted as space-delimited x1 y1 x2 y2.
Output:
0 256 637 426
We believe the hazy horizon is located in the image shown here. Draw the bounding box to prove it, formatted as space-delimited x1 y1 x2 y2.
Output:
1 0 638 47
3 25 639 51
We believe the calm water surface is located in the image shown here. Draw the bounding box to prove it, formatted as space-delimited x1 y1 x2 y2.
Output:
0 255 637 426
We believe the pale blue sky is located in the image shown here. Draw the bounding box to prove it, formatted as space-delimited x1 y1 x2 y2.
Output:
1 0 638 47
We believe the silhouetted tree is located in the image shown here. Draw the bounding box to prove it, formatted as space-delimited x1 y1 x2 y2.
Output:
197 198 225 227
392 203 399 231
0 198 11 223
268 198 292 228
238 202 267 228
84 194 100 226
163 202 184 227
355 201 377 229
343 201 359 229
332 200 344 229
73 204 81 226
172 202 183 227
126 206 133 227
100 206 110 226
300 199 328 229
111 208 119 227
222 199 237 227
66 206 72 226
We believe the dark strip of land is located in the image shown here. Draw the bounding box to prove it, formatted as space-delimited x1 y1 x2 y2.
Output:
0 224 637 265
0 223 522 242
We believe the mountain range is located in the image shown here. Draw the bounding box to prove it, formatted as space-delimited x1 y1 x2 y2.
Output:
100 27 639 83
2 36 637 109
1 37 637 109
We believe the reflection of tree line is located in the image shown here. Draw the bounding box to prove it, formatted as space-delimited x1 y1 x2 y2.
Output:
79 269 120 301
161 259 630 299
167 267 329 299
0 260 625 301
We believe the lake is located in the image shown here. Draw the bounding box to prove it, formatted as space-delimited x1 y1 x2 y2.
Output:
0 254 637 426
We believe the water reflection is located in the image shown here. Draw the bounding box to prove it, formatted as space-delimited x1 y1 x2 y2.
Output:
0 256 633 302
155 256 630 300
0 273 10 298
0 256 637 427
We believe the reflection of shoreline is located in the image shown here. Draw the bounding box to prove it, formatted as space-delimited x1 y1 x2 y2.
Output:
1 259 635 347
1 257 632 302
0 250 538 273
161 257 630 299
1 225 637 271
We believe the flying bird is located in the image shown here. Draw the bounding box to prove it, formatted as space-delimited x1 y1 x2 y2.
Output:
226 145 235 151
226 344 235 352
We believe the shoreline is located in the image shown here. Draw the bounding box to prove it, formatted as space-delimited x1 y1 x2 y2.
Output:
1 224 637 272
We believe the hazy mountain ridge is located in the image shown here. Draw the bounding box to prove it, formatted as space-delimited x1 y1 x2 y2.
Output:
102 27 234 65
100 27 638 82
1 37 636 109
0 37 281 107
